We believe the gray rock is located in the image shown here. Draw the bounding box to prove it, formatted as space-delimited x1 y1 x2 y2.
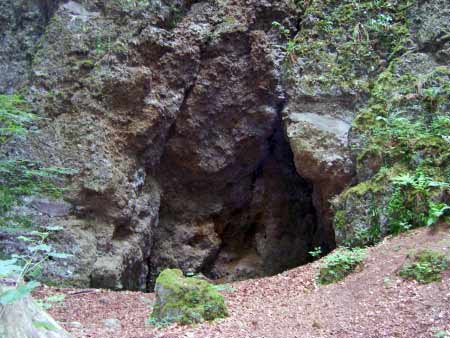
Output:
30 198 72 217
103 318 121 330
68 321 83 329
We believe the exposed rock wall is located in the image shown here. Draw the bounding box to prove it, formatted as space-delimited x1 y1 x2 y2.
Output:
282 0 450 249
2 0 447 290
1 0 319 289
332 0 450 246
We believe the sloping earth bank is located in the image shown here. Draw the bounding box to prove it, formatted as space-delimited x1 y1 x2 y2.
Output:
34 225 450 338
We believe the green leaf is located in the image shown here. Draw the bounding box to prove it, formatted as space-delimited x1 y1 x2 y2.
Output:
33 320 58 331
391 173 415 186
35 299 52 310
0 281 40 305
17 235 33 242
46 294 65 303
427 203 450 226
0 259 21 278
29 244 52 253
48 252 73 259
45 225 64 231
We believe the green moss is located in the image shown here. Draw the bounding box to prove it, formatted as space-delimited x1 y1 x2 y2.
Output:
339 58 450 242
75 59 95 70
318 247 366 285
334 210 346 230
399 250 449 284
354 61 450 172
285 0 413 93
150 269 228 325
341 179 383 199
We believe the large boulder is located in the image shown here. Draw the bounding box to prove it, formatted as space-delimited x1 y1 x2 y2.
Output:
150 269 228 325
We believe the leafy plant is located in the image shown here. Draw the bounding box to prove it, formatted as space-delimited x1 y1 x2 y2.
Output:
308 246 323 258
0 95 34 142
399 250 448 284
318 247 366 284
0 280 40 305
272 21 291 39
0 94 71 306
0 226 71 305
387 171 449 234
434 330 450 338
147 316 172 328
36 293 66 310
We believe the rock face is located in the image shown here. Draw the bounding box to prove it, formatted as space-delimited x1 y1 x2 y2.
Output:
1 0 448 290
0 0 61 93
283 0 450 248
329 0 450 246
151 269 228 325
0 0 319 289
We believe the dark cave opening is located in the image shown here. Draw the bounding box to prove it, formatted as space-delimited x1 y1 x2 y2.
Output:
200 116 323 282
148 112 334 288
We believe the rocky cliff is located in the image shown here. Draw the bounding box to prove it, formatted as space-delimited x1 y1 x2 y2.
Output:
1 0 448 290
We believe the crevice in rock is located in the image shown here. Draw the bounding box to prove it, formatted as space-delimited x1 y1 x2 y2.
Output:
202 105 321 282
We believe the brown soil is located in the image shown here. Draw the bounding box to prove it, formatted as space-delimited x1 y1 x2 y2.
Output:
34 225 450 338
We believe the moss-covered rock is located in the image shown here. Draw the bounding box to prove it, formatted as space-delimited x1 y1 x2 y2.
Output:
287 0 412 95
332 172 392 247
333 52 450 246
150 269 228 325
280 0 449 248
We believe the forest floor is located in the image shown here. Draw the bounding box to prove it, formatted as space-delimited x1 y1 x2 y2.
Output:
34 225 450 338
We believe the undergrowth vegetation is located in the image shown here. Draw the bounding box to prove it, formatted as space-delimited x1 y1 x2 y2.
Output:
337 61 450 245
280 0 449 283
0 95 71 229
276 0 413 93
0 94 71 306
318 248 366 285
399 250 449 284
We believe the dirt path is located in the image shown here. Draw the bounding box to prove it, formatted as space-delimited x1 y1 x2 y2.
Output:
34 225 450 338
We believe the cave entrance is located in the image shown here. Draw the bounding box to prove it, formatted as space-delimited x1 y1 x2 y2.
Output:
149 117 333 287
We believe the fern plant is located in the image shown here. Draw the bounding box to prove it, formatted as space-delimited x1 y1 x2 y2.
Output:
387 171 450 234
